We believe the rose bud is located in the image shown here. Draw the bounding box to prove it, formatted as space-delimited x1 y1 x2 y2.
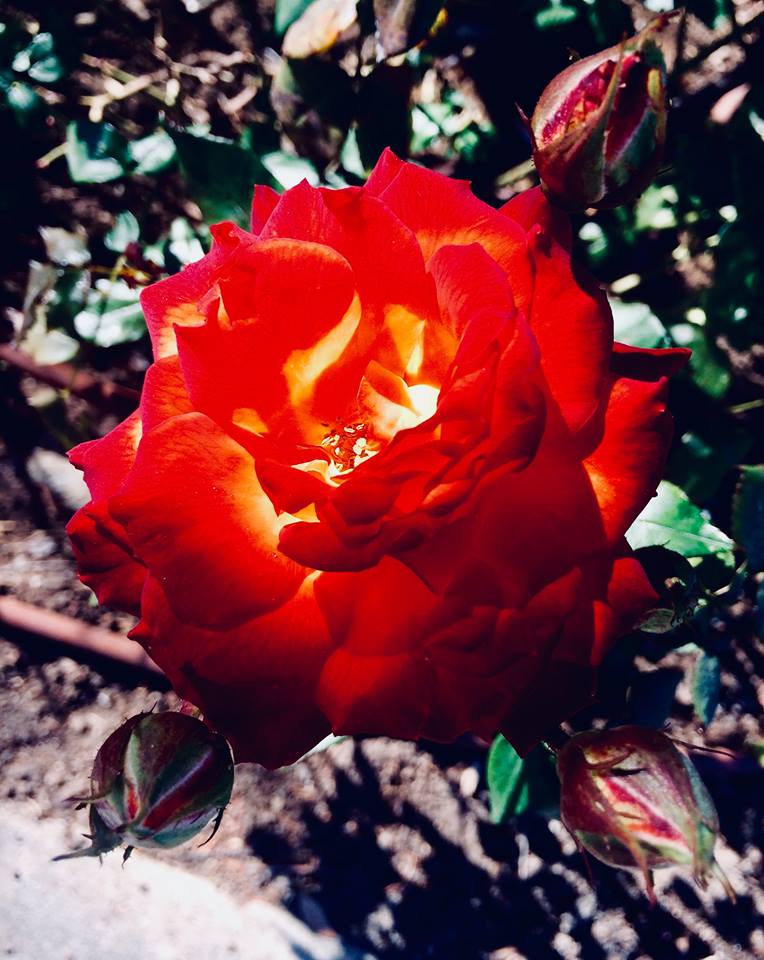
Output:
528 15 675 210
56 712 234 861
557 725 734 901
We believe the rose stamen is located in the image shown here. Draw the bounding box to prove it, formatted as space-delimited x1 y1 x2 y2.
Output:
321 421 379 477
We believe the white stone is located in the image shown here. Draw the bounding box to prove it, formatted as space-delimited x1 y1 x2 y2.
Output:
0 802 372 960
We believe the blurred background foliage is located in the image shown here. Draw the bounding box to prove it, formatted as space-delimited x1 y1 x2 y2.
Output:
1 0 763 819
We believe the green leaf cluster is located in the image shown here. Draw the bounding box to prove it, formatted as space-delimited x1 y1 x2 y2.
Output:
66 122 177 184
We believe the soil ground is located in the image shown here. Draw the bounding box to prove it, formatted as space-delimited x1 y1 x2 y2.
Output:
1 443 763 960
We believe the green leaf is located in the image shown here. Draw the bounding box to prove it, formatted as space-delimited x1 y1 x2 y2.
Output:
630 667 683 728
6 80 41 117
732 465 764 572
373 0 444 58
39 226 90 267
127 130 177 176
261 150 319 189
74 279 145 348
22 260 58 321
635 546 700 634
669 422 751 503
486 735 559 824
20 315 79 365
340 126 366 179
669 321 731 399
691 652 721 726
105 212 140 253
274 0 316 35
453 122 495 165
171 128 274 226
534 3 578 30
356 62 412 168
166 217 205 268
635 184 678 232
627 481 734 558
610 298 671 349
12 32 64 85
270 59 354 171
295 734 349 763
579 221 609 266
410 105 441 153
66 121 126 184
46 269 91 330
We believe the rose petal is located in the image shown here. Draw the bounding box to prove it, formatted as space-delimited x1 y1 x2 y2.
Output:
278 516 388 571
140 223 247 360
612 341 691 380
67 502 146 614
250 184 281 234
69 409 141 502
314 557 453 736
110 412 307 629
261 181 444 385
422 573 582 742
134 575 333 767
140 355 194 432
500 549 656 754
256 458 331 515
584 371 676 541
364 149 534 314
399 431 607 610
501 185 572 250
525 225 612 435
176 238 358 445
427 242 514 370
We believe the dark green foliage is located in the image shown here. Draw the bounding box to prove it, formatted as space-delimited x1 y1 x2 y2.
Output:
630 668 684 729
733 466 764 572
66 121 127 183
356 63 412 168
170 128 276 226
692 652 722 726
271 59 355 172
274 0 316 36
636 547 700 635
627 482 734 560
487 736 559 823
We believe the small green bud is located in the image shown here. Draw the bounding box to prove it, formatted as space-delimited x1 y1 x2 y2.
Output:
56 712 234 861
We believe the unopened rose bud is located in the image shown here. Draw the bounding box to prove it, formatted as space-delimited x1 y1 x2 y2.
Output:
529 15 675 210
557 726 734 901
56 712 234 861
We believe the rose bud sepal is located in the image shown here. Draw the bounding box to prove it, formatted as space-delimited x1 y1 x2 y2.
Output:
55 711 234 862
556 725 734 902
528 14 675 210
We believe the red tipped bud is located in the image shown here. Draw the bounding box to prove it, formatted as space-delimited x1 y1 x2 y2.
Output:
57 712 234 861
557 726 733 902
529 15 675 210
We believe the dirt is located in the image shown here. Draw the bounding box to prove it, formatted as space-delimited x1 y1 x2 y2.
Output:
1 440 763 960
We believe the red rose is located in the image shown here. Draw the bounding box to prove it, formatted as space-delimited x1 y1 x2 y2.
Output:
67 151 688 768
